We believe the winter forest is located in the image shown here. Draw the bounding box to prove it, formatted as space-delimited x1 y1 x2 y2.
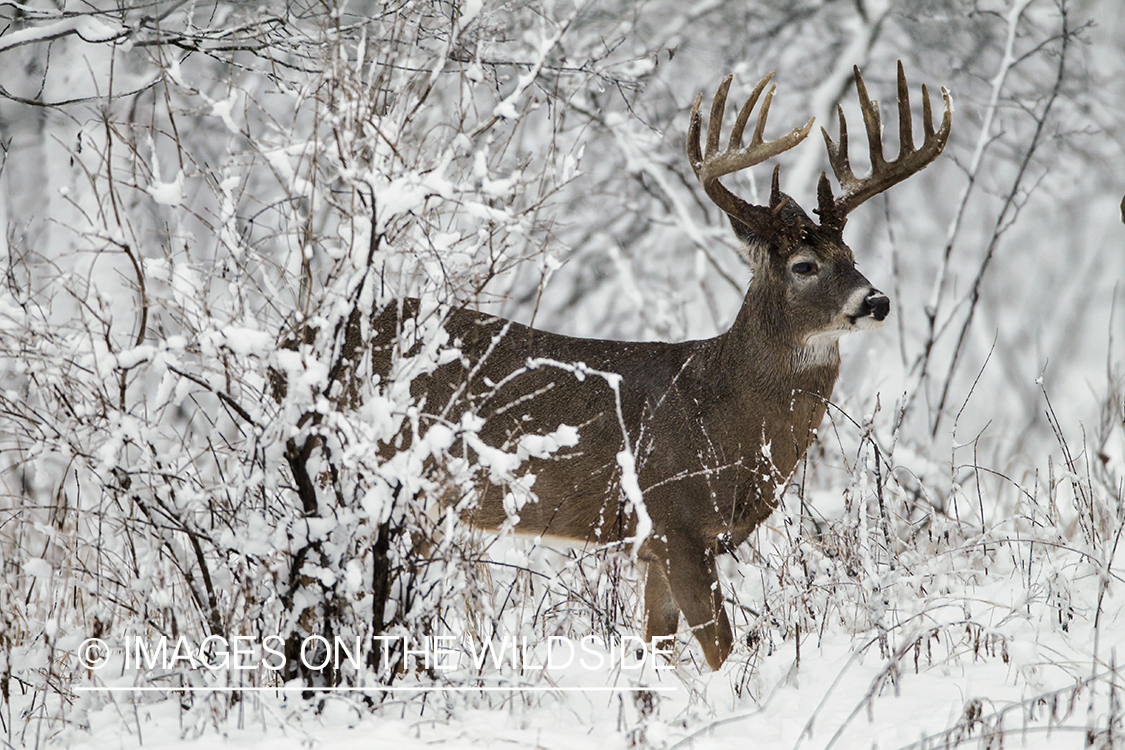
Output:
1 0 1124 747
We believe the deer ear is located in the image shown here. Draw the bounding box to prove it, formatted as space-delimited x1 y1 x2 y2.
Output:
729 215 803 259
729 216 771 250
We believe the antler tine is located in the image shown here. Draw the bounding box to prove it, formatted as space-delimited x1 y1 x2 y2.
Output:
705 75 734 160
853 66 885 174
823 61 953 222
922 83 934 139
687 92 705 179
730 74 774 151
750 84 775 146
821 103 855 190
896 61 914 158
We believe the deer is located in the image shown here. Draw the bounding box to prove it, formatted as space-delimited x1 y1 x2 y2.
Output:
358 62 951 671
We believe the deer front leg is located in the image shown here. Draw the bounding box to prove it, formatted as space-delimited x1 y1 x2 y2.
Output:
643 562 679 644
659 535 733 671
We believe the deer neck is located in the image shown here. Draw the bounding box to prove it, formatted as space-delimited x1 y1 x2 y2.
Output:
721 281 838 378
716 281 841 448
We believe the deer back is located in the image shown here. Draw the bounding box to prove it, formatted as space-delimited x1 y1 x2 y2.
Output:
369 293 839 551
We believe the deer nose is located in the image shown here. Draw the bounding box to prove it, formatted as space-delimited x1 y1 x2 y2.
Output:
864 291 890 321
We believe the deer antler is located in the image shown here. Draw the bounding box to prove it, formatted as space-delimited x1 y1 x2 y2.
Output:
818 61 952 229
688 72 814 245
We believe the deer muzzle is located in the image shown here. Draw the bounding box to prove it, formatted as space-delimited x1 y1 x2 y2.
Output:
864 291 890 322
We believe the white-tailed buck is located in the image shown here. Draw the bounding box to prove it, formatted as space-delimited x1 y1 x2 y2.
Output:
366 62 951 670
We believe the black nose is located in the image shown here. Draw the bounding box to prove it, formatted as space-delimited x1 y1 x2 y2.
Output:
864 291 890 321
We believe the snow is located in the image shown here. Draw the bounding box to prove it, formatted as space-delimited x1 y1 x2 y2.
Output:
0 15 122 54
24 556 52 580
40 416 1123 749
208 93 241 135
49 576 1125 749
146 168 185 207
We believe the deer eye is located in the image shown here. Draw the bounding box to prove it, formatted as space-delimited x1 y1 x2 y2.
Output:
791 261 818 276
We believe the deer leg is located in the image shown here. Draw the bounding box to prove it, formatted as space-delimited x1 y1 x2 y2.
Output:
662 538 732 671
643 562 680 643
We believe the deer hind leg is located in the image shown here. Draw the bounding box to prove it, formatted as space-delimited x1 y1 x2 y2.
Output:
660 536 733 671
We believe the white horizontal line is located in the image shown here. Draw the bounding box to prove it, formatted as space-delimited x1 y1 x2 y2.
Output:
75 685 676 693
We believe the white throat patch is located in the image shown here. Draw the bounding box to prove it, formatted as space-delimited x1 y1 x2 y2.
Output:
792 331 843 370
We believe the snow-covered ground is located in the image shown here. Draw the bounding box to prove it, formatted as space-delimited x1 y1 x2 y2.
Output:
28 483 1125 750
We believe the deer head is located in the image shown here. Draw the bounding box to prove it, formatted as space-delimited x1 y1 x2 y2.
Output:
688 61 951 367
